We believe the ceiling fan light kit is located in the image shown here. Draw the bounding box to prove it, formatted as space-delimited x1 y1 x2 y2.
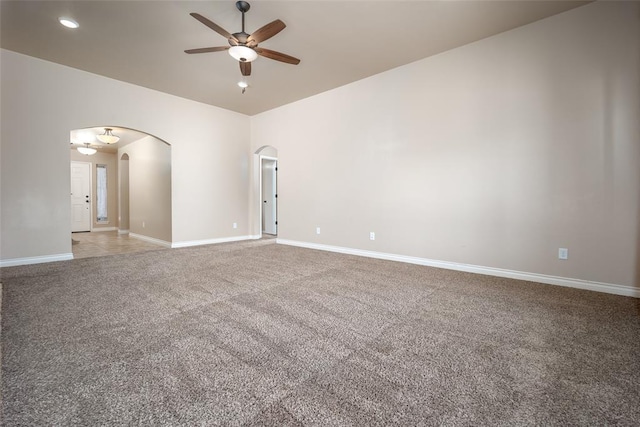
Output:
96 128 120 144
185 1 300 83
229 45 257 62
238 80 249 94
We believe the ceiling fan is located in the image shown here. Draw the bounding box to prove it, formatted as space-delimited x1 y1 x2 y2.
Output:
185 1 300 77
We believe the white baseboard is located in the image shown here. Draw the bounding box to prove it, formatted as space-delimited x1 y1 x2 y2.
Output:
276 239 639 298
0 253 74 268
129 233 172 248
118 229 129 235
171 235 254 248
91 227 117 232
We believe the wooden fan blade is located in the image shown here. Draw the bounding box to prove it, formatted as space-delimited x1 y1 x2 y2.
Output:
184 46 229 54
190 13 238 43
247 19 286 45
255 47 300 65
240 61 252 76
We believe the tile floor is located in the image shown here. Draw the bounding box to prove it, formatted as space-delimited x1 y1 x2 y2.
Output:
71 231 167 259
72 231 278 259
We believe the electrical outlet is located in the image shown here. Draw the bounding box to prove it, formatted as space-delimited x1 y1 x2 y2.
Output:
370 232 375 241
558 248 568 260
316 227 321 235
233 222 237 229
142 221 145 228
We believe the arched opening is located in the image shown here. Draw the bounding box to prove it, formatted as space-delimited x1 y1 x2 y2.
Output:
254 146 278 238
69 126 172 258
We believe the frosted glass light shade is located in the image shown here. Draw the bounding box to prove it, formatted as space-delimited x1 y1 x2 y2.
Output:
96 134 119 144
229 46 258 62
96 128 120 144
78 146 97 155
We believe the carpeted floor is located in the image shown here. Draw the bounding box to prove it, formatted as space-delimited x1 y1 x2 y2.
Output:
1 240 639 425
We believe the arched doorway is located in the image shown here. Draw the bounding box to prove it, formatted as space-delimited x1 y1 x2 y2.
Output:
69 126 172 258
254 146 278 238
261 157 278 235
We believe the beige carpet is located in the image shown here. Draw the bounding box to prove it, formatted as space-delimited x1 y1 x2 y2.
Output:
1 240 639 425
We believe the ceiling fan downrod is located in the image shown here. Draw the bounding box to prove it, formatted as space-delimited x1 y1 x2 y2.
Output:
236 1 250 34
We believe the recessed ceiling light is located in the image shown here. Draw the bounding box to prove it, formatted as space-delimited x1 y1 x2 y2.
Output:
237 81 249 89
58 17 79 29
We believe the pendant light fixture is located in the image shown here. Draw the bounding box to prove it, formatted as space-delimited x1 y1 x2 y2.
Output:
77 143 97 156
96 128 120 144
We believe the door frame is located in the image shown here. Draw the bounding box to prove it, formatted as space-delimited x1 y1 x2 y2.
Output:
118 153 130 234
260 155 278 236
70 160 93 232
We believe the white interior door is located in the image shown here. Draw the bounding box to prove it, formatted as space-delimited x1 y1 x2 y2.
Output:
262 158 277 235
71 161 91 232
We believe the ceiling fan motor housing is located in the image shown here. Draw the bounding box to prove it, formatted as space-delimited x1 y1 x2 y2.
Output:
230 32 249 46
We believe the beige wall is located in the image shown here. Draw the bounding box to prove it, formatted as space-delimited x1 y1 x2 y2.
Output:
251 2 640 289
69 149 119 230
1 49 250 261
1 1 638 293
119 136 172 243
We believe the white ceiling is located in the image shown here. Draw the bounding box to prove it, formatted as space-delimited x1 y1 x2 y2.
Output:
1 1 589 116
